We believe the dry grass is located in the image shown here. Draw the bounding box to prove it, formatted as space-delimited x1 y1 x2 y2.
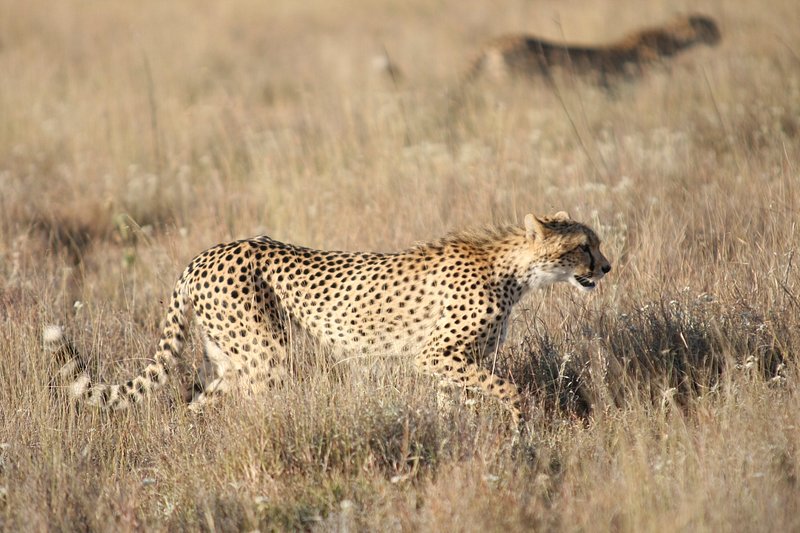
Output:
1 0 800 530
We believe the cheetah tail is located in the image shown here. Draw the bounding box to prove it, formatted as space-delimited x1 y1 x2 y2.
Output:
44 279 191 410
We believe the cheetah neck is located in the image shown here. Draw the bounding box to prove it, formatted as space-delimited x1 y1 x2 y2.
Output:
488 235 557 298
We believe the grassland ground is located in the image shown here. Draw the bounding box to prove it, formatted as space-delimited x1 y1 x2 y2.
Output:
1 0 799 530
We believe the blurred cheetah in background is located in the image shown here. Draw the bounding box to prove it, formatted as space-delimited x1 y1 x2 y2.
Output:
467 14 721 86
46 212 611 424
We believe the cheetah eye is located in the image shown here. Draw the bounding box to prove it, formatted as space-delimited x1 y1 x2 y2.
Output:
579 244 591 254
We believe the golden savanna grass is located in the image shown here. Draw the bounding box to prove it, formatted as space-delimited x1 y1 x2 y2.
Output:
1 0 799 530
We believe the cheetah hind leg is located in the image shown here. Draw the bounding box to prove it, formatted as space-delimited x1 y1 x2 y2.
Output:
187 337 233 412
184 347 220 404
186 329 289 411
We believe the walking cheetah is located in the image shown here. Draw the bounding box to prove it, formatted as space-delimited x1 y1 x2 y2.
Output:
46 212 611 423
466 14 721 86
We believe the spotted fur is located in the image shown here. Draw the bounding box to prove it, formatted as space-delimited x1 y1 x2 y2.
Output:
46 212 611 423
467 14 721 85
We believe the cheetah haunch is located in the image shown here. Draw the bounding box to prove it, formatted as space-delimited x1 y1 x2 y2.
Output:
46 212 611 424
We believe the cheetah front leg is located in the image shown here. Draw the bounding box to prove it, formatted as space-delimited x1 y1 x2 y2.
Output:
414 342 523 426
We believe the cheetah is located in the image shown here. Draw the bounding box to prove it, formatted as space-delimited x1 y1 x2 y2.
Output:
46 212 611 424
466 14 721 86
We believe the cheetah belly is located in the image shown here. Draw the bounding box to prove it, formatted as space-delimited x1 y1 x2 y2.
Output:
294 297 439 356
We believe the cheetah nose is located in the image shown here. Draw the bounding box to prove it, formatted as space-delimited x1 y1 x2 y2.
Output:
602 264 611 274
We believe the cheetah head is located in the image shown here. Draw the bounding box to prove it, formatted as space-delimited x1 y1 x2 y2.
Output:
524 211 611 292
672 14 721 46
688 15 721 45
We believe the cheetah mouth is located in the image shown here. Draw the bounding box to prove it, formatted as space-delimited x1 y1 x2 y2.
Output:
573 275 596 290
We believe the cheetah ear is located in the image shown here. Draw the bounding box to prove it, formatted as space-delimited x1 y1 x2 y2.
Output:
553 211 570 221
524 213 548 241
